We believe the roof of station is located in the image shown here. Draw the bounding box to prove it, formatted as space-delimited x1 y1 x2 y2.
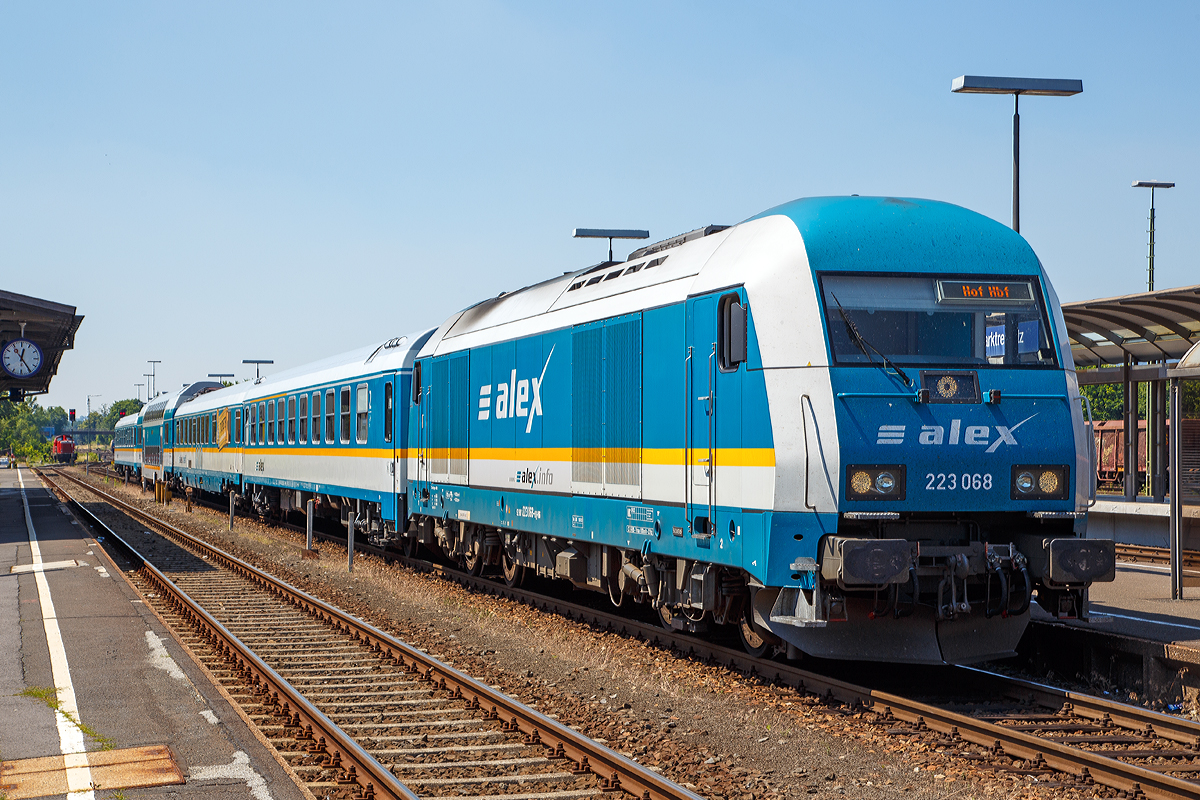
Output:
1061 283 1200 368
0 289 84 397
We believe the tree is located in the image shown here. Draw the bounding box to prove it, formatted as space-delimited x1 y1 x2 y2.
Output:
99 399 143 430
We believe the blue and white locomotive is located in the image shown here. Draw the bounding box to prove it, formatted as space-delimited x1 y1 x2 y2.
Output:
128 195 1114 664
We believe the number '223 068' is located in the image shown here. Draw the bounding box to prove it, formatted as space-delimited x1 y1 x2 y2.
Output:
926 472 992 491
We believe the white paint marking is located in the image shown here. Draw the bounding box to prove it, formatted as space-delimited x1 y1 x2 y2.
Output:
1096 610 1200 633
9 559 81 574
200 709 219 725
189 751 274 800
145 630 189 683
18 469 95 800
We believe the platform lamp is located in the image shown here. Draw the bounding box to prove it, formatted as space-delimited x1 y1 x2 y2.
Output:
951 76 1083 233
209 372 235 386
243 359 274 380
573 228 649 264
147 360 161 397
144 374 154 398
135 383 144 402
1132 181 1175 291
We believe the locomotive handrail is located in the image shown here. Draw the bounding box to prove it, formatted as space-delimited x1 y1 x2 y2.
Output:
683 346 692 531
800 394 816 511
835 391 920 400
1079 394 1097 508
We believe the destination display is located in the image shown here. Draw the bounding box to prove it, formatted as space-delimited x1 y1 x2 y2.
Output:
936 280 1035 304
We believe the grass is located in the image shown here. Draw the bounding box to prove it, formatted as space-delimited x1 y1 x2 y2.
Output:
16 687 115 750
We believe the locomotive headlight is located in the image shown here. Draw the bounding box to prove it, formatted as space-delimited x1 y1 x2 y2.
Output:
1011 465 1069 500
846 465 905 501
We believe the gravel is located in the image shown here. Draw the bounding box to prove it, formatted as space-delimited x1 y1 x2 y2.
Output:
69 470 1119 799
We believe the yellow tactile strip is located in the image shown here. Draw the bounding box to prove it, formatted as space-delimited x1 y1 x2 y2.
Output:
0 744 183 799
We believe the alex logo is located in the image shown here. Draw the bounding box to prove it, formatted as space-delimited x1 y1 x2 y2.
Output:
876 414 1036 454
478 346 555 434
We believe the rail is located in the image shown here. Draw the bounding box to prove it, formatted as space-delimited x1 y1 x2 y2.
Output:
40 467 704 800
57 466 1200 800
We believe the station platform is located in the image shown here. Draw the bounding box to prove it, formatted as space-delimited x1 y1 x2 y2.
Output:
0 467 307 800
1087 494 1200 549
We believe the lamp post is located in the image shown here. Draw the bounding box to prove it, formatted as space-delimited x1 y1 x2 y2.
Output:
242 360 274 380
144 374 154 398
147 360 161 397
1132 181 1175 291
208 373 235 385
135 383 144 402
573 228 649 264
951 76 1083 233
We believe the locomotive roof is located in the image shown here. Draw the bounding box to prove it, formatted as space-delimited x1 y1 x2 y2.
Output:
420 195 1037 356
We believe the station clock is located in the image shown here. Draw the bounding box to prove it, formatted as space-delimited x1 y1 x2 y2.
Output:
1 338 44 379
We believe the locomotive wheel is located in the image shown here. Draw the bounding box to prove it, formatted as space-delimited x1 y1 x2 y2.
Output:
738 617 772 659
502 552 525 587
402 534 420 559
462 533 484 576
657 605 677 631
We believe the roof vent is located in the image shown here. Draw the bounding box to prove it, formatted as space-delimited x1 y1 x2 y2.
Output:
628 225 729 260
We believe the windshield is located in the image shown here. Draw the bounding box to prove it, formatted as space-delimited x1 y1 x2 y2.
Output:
820 273 1059 368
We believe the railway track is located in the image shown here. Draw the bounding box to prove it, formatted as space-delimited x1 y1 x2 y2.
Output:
41 467 699 800
55 467 1200 800
1116 543 1200 569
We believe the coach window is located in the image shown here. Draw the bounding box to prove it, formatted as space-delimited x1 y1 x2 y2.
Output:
175 420 180 444
276 400 285 444
340 387 352 444
288 396 296 444
325 389 336 443
235 409 241 444
212 413 218 444
356 384 369 444
203 415 210 445
250 405 257 445
384 381 393 443
718 292 748 371
312 392 321 444
298 395 308 443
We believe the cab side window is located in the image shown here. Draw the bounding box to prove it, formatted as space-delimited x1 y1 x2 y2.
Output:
718 292 748 370
384 381 394 443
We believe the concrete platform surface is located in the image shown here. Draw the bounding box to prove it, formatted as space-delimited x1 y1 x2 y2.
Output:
0 467 308 800
1033 560 1200 648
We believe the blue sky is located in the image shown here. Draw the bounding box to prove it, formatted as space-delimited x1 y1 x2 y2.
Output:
2 2 1197 412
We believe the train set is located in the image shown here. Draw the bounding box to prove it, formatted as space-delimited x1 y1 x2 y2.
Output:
111 195 1116 665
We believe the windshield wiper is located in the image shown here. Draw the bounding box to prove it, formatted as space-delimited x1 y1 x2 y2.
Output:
829 292 912 387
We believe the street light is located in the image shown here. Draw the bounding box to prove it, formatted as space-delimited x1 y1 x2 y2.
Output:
1132 180 1175 291
144 374 154 397
243 359 274 380
147 360 161 397
134 383 144 402
951 75 1083 233
573 228 649 264
87 394 102 419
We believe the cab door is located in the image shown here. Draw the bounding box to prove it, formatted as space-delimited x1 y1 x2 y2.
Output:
686 295 717 536
686 290 748 539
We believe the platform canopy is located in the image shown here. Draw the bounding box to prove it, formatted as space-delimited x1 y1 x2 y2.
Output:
0 289 84 399
1062 283 1200 368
